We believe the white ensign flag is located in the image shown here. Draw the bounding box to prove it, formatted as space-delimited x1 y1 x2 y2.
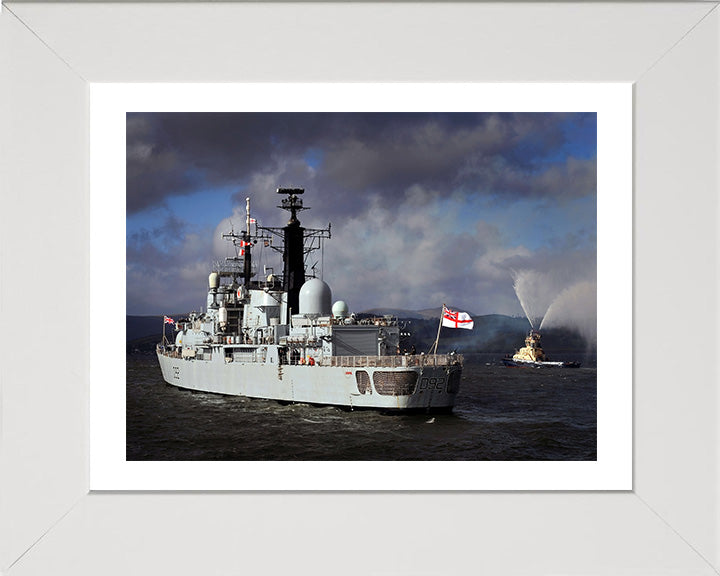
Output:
442 306 474 330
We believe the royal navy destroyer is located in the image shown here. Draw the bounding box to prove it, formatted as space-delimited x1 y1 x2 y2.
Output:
156 188 463 411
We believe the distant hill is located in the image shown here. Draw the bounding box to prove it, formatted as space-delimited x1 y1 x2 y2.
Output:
360 308 428 319
417 307 453 320
398 313 530 354
361 307 484 320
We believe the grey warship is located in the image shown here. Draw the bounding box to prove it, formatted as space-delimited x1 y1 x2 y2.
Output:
156 188 463 411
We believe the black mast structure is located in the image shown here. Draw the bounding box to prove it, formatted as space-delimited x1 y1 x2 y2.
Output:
258 188 331 323
280 188 306 315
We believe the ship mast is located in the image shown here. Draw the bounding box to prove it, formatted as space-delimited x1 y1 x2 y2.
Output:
243 197 253 285
257 187 331 323
221 196 256 287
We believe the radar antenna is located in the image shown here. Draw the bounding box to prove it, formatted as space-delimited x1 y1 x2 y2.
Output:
277 187 307 225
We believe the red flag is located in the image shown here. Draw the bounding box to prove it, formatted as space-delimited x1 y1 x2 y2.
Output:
164 316 175 325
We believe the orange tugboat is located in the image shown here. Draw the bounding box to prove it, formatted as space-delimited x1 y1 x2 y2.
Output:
502 329 580 368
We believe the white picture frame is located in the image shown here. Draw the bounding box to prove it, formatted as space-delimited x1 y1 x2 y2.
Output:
1 2 718 574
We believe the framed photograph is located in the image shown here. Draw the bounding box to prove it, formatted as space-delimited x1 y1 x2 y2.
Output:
92 83 630 491
2 2 718 575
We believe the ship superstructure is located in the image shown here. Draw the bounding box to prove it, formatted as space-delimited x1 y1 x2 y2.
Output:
514 329 546 363
157 188 463 411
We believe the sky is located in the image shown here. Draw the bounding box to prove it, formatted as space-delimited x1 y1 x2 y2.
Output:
127 112 597 334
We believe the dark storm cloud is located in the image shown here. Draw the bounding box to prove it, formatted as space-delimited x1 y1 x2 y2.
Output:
318 113 569 194
127 113 362 213
127 112 595 216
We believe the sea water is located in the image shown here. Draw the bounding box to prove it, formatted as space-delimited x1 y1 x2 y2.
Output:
126 353 596 461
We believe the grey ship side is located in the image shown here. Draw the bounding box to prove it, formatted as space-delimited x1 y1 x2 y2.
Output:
156 188 463 412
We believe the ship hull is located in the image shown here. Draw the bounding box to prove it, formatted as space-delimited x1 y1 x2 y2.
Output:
157 350 461 411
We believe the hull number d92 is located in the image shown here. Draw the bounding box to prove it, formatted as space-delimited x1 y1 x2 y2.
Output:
419 377 445 391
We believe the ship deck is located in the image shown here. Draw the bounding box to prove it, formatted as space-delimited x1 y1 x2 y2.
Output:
156 345 461 368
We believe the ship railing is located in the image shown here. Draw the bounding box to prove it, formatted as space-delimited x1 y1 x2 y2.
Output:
156 345 182 359
320 354 462 368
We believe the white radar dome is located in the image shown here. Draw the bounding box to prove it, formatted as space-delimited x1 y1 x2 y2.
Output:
332 300 349 319
299 278 332 316
208 272 220 289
